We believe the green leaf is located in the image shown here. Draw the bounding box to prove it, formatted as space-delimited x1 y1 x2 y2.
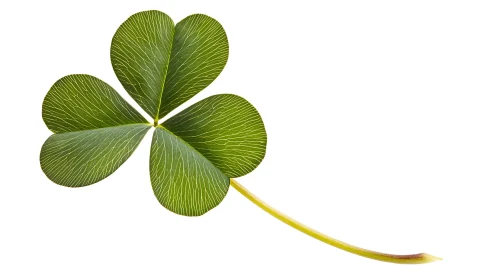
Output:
42 11 263 217
111 11 228 121
163 94 267 177
41 74 151 187
111 10 175 119
39 11 441 264
159 14 229 118
42 75 147 133
41 124 150 187
150 127 229 216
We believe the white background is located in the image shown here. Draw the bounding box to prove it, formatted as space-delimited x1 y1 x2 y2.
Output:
1 0 498 279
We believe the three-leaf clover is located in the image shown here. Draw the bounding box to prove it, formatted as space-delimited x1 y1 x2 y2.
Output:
40 10 440 264
41 11 265 216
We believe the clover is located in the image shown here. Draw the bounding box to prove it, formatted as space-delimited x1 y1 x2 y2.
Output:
40 10 440 264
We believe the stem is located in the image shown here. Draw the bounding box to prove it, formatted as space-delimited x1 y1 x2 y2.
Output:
230 178 441 264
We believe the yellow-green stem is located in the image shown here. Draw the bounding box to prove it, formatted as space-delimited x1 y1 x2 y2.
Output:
229 178 441 264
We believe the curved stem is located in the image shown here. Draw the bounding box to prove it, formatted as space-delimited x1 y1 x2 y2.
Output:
230 179 441 264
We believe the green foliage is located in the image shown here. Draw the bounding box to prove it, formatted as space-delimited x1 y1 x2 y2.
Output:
163 94 266 178
150 127 230 216
110 11 229 121
40 10 266 216
39 10 440 264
